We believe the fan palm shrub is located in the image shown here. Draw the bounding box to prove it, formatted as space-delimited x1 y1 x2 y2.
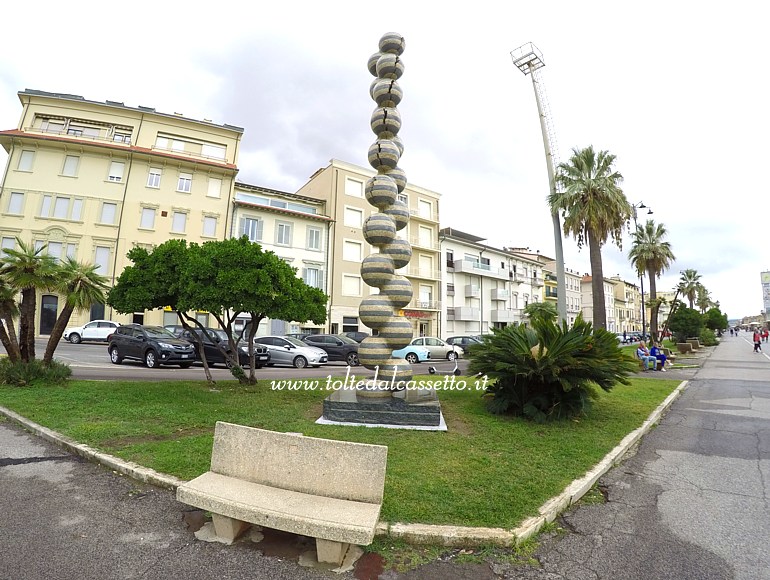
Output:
468 316 638 422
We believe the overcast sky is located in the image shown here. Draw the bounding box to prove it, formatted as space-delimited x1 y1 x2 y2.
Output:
1 1 767 321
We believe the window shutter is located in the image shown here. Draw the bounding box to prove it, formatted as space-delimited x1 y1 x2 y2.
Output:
239 217 246 237
318 270 324 290
255 219 263 241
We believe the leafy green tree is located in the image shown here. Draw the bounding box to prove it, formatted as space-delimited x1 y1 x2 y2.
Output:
551 146 631 329
704 307 728 333
0 239 59 361
523 301 558 325
629 219 675 341
43 259 108 364
182 237 327 383
667 306 703 343
678 269 701 310
468 316 637 422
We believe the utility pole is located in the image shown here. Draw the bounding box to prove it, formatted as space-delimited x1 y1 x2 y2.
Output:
511 43 567 324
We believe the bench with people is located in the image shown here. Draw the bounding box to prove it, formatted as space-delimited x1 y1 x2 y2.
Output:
636 341 667 372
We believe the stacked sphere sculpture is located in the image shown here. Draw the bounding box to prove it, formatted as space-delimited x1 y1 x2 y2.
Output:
358 32 413 394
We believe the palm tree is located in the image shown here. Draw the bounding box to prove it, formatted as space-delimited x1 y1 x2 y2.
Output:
551 146 631 329
0 239 59 361
43 259 109 364
696 284 713 314
678 269 701 310
628 219 676 341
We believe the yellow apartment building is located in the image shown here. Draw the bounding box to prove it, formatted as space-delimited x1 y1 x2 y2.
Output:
296 159 442 337
0 89 242 331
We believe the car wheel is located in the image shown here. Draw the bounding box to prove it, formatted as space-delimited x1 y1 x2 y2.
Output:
68 333 82 344
144 350 159 368
224 357 234 369
179 362 193 369
405 352 419 364
447 351 458 361
347 352 360 366
293 356 308 369
109 346 122 365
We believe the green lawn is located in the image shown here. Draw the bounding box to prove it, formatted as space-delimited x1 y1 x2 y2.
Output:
0 375 679 529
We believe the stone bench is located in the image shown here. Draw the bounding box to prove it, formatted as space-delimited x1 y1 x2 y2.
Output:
677 342 694 354
176 421 388 565
686 338 701 350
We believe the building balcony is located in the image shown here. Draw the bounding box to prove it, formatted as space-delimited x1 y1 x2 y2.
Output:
406 299 441 310
490 309 522 323
447 307 480 321
465 285 480 298
510 272 527 283
446 284 455 296
403 267 440 280
410 236 441 250
491 288 509 301
453 259 509 280
531 276 544 287
409 209 439 223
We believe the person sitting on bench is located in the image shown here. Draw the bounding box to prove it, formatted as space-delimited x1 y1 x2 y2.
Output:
637 342 657 371
650 341 667 372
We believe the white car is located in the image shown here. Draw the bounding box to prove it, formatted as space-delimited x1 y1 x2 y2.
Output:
63 320 121 344
408 337 464 360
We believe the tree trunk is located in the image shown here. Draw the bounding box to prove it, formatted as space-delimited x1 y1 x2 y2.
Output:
43 303 75 364
0 322 18 362
246 315 263 385
648 273 658 341
659 289 680 341
587 230 606 329
1 313 21 361
18 288 36 362
180 313 215 385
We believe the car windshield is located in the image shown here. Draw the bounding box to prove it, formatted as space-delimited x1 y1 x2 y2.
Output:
144 326 176 338
282 336 307 347
334 334 358 344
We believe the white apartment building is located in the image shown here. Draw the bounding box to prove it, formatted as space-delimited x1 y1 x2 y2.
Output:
581 275 618 331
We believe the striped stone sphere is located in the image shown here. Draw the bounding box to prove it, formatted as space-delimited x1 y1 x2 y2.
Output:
360 254 394 287
381 238 412 269
386 166 407 193
363 214 396 246
383 198 409 231
358 336 396 366
359 296 395 329
376 315 413 345
370 78 403 107
381 277 413 309
365 175 397 209
367 52 382 76
379 32 405 55
370 107 401 137
373 358 413 385
367 139 401 172
376 53 404 80
391 135 404 157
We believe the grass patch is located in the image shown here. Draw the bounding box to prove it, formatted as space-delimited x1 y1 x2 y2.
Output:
0 375 679 529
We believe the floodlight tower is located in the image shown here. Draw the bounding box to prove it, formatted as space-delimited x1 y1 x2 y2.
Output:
511 42 567 324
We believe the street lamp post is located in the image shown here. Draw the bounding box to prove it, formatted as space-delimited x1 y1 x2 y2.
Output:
631 202 653 339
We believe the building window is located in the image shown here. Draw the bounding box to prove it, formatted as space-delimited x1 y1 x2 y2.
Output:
171 211 187 233
343 240 363 262
345 177 363 197
306 226 321 251
202 216 217 237
71 198 83 221
53 197 70 219
344 207 363 228
147 168 162 188
276 222 292 246
113 133 130 143
177 172 192 193
201 144 226 160
7 192 24 214
207 177 222 198
108 161 125 182
342 275 362 296
303 267 323 289
39 195 81 220
397 193 408 205
62 155 79 177
1 237 16 255
418 199 432 219
342 316 359 333
140 207 156 229
94 246 110 275
100 202 117 224
47 241 63 262
18 150 35 172
240 217 263 242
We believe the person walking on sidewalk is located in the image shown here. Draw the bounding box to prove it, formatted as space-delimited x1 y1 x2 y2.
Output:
753 330 762 352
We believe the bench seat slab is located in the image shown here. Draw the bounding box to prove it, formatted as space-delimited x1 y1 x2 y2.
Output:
177 471 381 545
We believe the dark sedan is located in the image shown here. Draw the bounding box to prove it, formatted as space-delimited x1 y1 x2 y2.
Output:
167 326 270 368
302 334 359 366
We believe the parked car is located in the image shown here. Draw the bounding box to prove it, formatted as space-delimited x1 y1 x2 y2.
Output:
445 335 483 348
107 324 196 368
64 320 120 344
391 344 431 364
167 326 270 368
407 337 464 360
253 335 328 368
344 331 370 343
616 333 635 344
301 334 360 366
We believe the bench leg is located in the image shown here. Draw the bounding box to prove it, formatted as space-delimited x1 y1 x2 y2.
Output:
211 514 251 544
316 538 351 565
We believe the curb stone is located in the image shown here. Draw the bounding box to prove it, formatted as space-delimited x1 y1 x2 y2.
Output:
0 379 689 548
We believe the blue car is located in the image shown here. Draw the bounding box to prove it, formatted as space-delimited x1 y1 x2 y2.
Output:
391 344 431 364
